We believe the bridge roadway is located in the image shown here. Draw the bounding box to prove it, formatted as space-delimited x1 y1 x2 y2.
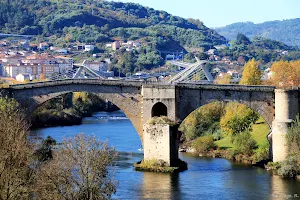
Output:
2 79 296 163
8 79 275 92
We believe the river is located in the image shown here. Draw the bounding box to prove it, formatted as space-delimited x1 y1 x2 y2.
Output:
31 111 300 200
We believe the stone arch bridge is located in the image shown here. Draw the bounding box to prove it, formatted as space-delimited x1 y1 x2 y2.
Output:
1 79 299 164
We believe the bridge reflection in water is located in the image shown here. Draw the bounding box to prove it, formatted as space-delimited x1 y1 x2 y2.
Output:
141 172 179 199
271 175 300 199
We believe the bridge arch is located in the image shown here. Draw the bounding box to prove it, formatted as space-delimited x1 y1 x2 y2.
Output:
9 80 144 141
179 100 272 130
178 97 274 127
151 102 168 117
178 101 272 157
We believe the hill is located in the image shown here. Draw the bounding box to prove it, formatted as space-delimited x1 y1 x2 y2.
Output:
216 34 300 64
0 0 226 50
214 18 300 47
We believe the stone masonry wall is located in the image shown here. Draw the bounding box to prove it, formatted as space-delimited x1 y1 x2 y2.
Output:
143 124 172 166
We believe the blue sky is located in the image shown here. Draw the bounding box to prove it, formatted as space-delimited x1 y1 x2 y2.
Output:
112 0 300 27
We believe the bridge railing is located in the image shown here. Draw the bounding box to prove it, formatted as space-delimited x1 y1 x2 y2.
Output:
8 78 277 92
9 79 145 89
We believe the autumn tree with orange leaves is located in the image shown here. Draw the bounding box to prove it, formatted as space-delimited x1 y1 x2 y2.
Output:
267 60 300 88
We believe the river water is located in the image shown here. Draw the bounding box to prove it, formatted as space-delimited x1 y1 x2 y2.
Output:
31 111 300 200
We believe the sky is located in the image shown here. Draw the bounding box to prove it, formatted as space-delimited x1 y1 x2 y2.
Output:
112 0 300 27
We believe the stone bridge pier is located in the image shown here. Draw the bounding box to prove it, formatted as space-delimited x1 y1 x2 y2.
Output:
141 85 179 167
272 89 299 162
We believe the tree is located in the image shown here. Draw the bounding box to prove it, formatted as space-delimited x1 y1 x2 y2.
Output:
269 60 289 86
290 60 300 87
34 136 56 162
214 74 231 84
36 134 118 200
233 130 257 155
180 102 224 141
267 60 300 88
220 103 259 139
0 97 33 200
240 59 262 85
236 33 251 45
39 73 46 80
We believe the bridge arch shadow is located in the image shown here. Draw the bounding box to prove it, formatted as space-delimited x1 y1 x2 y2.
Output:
151 102 168 117
178 101 272 157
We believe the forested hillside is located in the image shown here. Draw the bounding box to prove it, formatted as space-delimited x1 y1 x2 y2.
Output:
215 19 300 47
0 0 226 49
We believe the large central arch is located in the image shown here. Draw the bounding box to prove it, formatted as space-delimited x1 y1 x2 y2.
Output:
176 85 275 126
178 101 272 144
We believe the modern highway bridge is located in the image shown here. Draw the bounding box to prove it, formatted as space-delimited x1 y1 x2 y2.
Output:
50 59 214 83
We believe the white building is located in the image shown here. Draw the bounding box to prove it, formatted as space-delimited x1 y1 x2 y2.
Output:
86 61 108 72
3 63 54 79
166 54 175 60
105 43 112 48
84 45 95 52
16 73 31 82
112 41 120 50
39 42 49 51
56 49 68 55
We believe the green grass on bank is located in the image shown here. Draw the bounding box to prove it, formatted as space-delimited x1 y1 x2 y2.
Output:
215 136 233 149
215 117 270 149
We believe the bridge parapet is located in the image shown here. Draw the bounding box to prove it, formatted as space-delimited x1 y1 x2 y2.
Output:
9 79 144 90
176 83 276 92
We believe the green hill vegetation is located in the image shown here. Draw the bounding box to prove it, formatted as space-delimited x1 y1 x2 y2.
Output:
2 0 300 73
217 33 300 63
215 19 300 47
0 0 225 49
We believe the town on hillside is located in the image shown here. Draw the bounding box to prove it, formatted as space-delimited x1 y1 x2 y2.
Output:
0 36 292 84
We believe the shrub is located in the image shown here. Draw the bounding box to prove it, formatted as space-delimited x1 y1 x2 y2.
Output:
278 156 300 179
287 116 300 154
34 136 57 162
266 162 281 170
253 140 270 162
180 102 224 141
134 159 187 173
147 116 177 126
233 130 257 155
211 129 222 141
192 136 216 153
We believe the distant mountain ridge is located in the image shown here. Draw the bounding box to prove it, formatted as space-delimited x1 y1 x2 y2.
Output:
215 18 300 47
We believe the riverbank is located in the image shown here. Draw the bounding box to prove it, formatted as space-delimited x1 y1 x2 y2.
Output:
179 147 269 167
179 117 271 166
